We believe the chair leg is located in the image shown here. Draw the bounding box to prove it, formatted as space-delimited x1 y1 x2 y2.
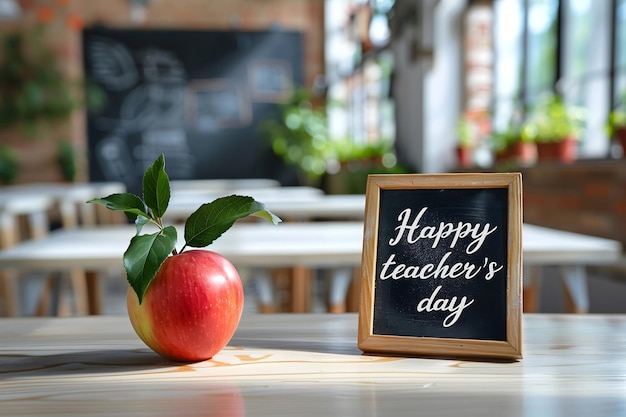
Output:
85 272 102 315
252 269 276 313
327 267 353 313
35 275 56 316
70 269 89 315
0 271 20 316
559 266 589 314
346 267 361 312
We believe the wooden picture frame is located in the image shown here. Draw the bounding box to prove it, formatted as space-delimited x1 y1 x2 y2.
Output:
248 59 294 103
358 173 523 360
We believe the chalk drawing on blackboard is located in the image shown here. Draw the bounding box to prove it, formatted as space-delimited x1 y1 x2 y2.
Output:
95 135 136 182
141 48 187 84
248 59 293 103
134 129 194 179
87 37 139 91
185 79 252 131
112 84 186 131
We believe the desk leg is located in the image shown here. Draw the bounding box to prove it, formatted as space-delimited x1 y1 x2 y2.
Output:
290 266 310 313
70 269 89 315
0 270 20 316
85 272 101 315
559 266 589 314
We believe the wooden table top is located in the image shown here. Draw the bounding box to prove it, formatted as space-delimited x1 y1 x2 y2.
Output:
1 313 625 417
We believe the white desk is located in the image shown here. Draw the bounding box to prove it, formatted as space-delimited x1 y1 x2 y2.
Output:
0 192 55 316
1 182 126 227
1 313 625 417
166 193 365 222
169 178 281 193
0 222 621 314
0 182 128 316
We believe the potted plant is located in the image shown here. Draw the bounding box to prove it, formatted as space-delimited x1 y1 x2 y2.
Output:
57 139 78 182
606 102 626 156
520 93 586 163
491 123 536 167
456 117 474 168
261 88 333 186
263 89 405 191
0 27 79 136
323 138 407 194
0 145 18 184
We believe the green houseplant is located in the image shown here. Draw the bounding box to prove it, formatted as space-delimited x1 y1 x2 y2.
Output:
0 27 78 137
263 88 403 191
323 138 406 194
520 93 586 163
262 88 334 186
455 117 474 168
491 122 536 167
56 139 78 182
0 26 104 181
606 93 626 155
0 145 18 184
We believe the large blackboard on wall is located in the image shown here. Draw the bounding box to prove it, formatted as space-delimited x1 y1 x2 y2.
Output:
82 27 303 194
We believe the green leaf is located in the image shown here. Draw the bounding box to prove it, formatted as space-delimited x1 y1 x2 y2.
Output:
87 193 149 221
123 226 178 304
134 215 151 235
143 154 170 218
184 195 282 249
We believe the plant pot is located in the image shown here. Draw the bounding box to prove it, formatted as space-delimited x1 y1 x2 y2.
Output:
456 146 473 168
536 137 577 163
614 126 626 156
496 142 537 166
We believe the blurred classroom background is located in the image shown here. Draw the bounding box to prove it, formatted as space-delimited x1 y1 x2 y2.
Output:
1 0 626 315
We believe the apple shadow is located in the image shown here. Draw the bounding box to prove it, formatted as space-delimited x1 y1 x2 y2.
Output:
228 336 362 356
0 348 182 379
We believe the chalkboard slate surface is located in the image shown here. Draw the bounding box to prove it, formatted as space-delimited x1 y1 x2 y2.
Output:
82 27 303 194
373 187 508 341
358 173 523 360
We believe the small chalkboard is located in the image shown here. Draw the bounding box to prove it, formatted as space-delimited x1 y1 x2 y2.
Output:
358 173 523 360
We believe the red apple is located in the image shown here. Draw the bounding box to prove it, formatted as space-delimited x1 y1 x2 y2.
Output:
126 249 244 362
89 155 279 361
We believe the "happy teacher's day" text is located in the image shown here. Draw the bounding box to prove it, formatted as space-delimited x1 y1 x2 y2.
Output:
380 207 504 327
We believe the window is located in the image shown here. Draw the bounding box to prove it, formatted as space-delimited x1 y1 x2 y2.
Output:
493 0 524 131
525 0 558 102
561 0 610 156
615 0 626 104
491 0 621 159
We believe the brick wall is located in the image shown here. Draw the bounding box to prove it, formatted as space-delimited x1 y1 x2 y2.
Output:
0 0 325 184
521 160 626 250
